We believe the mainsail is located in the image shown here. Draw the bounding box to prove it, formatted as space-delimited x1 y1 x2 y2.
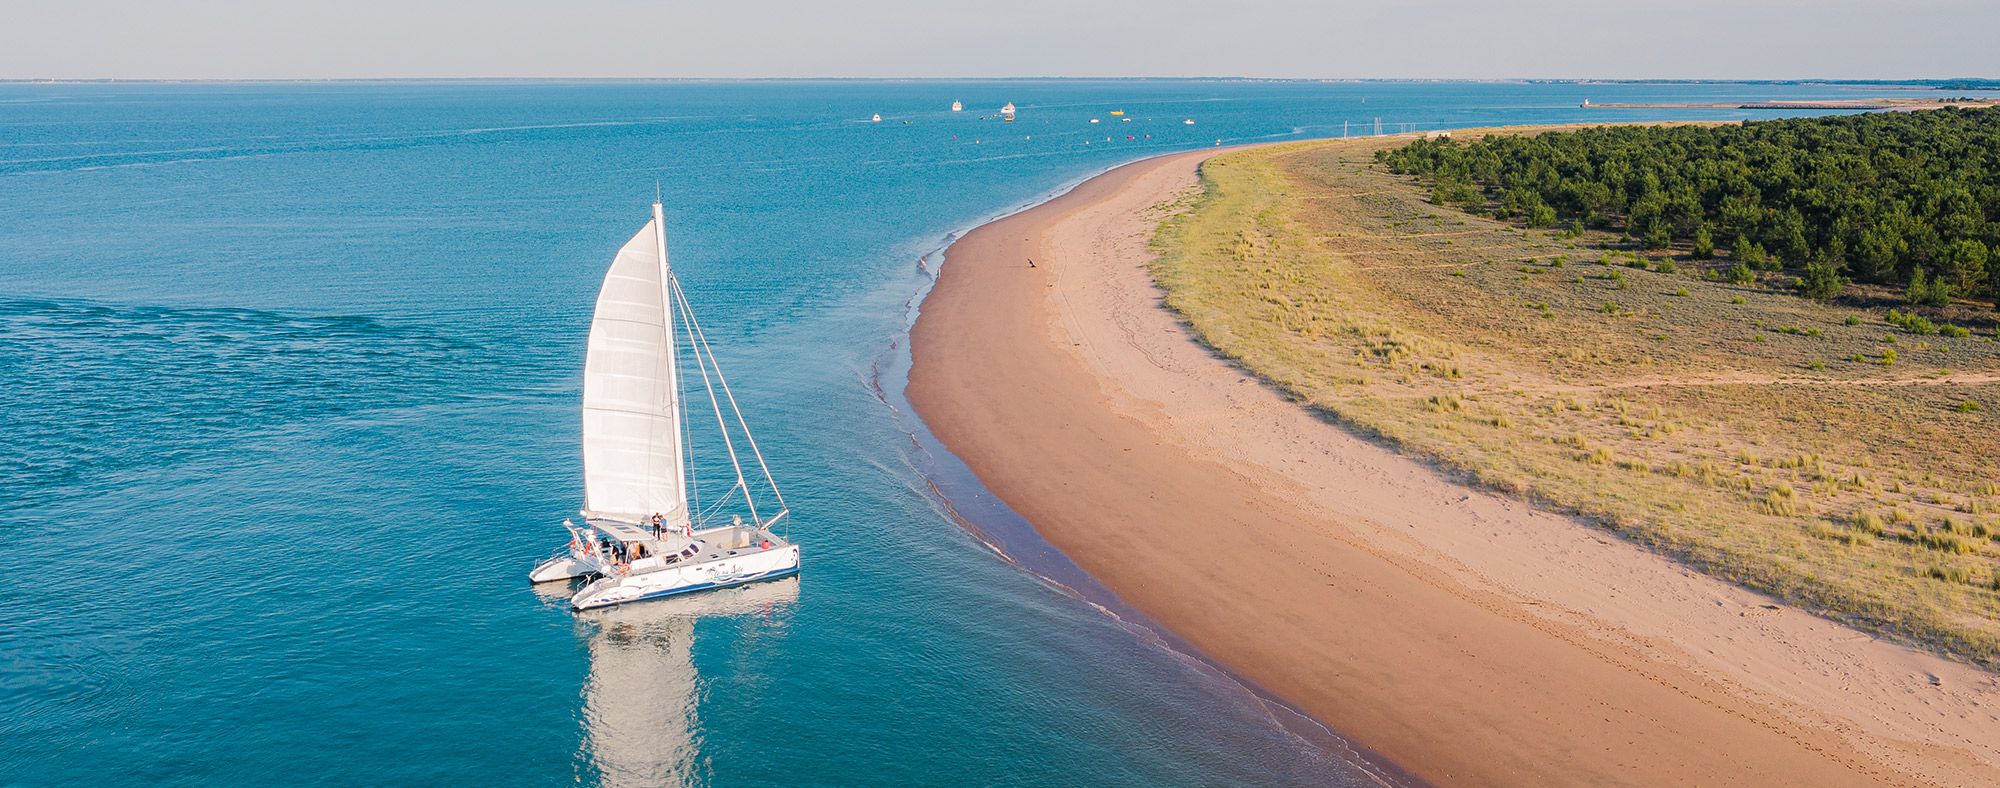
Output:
581 205 687 524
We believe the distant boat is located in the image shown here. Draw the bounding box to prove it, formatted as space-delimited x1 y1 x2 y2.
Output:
1110 110 1124 116
871 113 881 122
1089 118 1100 124
1120 117 1131 122
1184 119 1195 125
951 100 963 112
529 201 801 609
1001 102 1015 118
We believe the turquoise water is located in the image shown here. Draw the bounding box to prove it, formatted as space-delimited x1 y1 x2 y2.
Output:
0 80 1941 787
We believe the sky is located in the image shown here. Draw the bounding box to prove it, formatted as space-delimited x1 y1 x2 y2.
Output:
2 0 1994 81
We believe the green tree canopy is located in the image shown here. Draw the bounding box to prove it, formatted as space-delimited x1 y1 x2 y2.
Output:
1380 108 2000 306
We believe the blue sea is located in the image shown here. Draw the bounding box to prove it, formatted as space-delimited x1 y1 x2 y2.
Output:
0 79 1944 787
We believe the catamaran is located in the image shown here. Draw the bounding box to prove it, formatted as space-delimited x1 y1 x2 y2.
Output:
951 100 962 112
1001 102 1015 121
530 201 801 610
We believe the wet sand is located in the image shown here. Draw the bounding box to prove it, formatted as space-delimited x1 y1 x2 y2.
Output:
907 145 2000 787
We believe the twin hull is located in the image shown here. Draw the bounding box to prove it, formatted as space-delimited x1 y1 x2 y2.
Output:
570 545 801 610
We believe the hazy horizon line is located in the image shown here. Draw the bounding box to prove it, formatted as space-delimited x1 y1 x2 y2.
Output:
3 76 1993 86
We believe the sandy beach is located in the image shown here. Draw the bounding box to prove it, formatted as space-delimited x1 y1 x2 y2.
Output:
907 146 2000 787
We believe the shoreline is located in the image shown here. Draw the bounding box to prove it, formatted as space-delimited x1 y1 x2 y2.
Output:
879 152 1427 786
907 142 2000 786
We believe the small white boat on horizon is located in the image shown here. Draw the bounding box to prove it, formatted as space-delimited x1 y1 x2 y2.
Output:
530 201 801 610
871 113 882 122
951 100 963 112
1184 119 1195 125
1001 102 1015 120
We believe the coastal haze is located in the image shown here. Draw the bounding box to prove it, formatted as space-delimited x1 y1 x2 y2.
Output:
4 1 1998 80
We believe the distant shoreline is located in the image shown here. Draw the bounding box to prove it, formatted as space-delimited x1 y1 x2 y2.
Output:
3 77 1993 87
1583 97 1999 110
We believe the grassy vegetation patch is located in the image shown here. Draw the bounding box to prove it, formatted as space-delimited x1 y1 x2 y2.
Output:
1150 135 2000 668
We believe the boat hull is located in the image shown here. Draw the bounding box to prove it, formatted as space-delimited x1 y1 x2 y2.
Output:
529 555 593 583
570 545 801 610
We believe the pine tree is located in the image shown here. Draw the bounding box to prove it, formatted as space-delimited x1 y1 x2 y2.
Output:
1797 261 1847 300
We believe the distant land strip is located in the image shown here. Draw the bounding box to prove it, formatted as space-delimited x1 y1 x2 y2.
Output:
1583 97 1999 110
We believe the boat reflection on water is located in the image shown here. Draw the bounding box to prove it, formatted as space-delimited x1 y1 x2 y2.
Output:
537 577 801 787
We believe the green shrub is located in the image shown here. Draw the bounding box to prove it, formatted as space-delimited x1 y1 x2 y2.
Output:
1643 220 1672 249
1796 261 1847 300
1728 263 1756 284
1734 236 1767 266
1844 314 1861 326
1907 269 1954 307
1527 204 1557 228
1959 401 1983 412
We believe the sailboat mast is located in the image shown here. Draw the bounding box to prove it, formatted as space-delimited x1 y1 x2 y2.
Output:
652 201 690 526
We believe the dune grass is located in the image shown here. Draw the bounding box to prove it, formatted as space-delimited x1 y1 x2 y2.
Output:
1149 135 2000 668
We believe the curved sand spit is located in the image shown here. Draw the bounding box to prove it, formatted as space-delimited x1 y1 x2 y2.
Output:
907 147 2000 787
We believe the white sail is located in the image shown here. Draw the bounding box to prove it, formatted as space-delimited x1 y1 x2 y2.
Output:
582 206 687 525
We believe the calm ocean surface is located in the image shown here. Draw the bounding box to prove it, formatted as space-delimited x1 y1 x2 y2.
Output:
0 80 1938 787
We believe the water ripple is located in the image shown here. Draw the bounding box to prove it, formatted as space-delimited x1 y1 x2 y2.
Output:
0 296 478 510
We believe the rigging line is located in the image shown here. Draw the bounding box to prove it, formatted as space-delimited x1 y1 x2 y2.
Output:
670 274 762 526
693 483 742 526
673 276 790 515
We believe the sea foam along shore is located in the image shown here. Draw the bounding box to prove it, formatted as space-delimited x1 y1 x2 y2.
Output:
906 144 2000 788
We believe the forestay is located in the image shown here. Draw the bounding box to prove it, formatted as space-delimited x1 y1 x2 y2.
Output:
581 213 688 524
